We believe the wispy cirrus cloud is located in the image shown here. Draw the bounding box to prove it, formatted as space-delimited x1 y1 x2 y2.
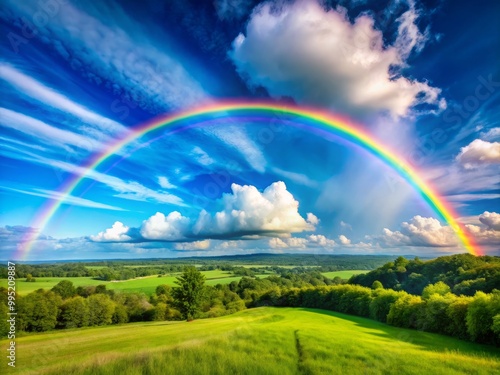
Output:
2 151 186 206
0 186 126 211
0 108 98 152
0 63 128 139
3 0 208 112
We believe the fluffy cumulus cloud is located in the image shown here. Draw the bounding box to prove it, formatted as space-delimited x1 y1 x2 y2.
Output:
91 181 318 244
338 235 352 245
465 224 500 246
456 139 500 169
479 211 500 231
308 234 336 247
376 213 500 248
269 234 335 249
140 212 190 241
230 0 444 118
194 181 316 237
174 240 211 251
379 216 458 247
90 221 132 242
463 211 500 246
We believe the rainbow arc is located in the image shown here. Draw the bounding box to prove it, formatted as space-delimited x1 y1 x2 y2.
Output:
17 102 480 259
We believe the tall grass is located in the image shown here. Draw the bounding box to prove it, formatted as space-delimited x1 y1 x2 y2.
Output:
2 307 499 375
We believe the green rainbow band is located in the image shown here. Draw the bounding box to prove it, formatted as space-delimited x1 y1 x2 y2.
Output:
18 101 480 258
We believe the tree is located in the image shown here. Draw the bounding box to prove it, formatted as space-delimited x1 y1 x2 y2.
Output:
112 304 129 324
172 266 206 321
0 303 9 337
58 296 89 328
369 289 400 322
95 284 107 294
18 290 61 332
156 284 172 298
87 294 115 326
371 280 383 290
51 280 76 299
422 281 450 299
492 314 500 341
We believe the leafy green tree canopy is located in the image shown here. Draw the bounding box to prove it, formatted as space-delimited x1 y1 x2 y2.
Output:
422 281 451 299
172 267 206 321
51 280 76 299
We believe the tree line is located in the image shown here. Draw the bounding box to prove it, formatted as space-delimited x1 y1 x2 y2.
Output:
0 254 395 279
252 281 500 345
349 254 500 296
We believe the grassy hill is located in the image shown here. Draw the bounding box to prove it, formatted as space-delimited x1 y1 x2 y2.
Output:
3 307 499 375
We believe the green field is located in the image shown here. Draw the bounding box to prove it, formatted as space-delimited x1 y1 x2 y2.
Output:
321 270 367 279
0 271 270 296
0 270 364 296
2 307 498 375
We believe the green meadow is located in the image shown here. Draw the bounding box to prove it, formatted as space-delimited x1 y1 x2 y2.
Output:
2 307 498 375
319 270 367 279
1 270 364 296
0 271 270 296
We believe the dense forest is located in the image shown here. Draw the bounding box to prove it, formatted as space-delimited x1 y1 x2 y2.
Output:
1 254 499 346
349 254 500 296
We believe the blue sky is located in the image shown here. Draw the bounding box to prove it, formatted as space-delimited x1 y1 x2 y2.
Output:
0 0 499 260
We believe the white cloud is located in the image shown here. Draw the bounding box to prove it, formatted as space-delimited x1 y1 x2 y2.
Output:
230 0 443 118
191 146 216 166
465 224 500 245
456 139 500 169
423 164 499 196
0 187 126 211
269 237 290 248
0 108 98 152
380 216 458 247
4 1 207 111
140 212 190 241
269 237 308 249
194 181 316 236
91 221 131 242
218 240 243 249
394 0 428 59
203 125 266 172
269 234 335 249
174 240 211 251
15 154 185 206
481 127 500 141
373 214 500 248
306 213 319 226
271 167 319 188
90 181 318 243
308 234 336 247
158 176 176 189
340 221 352 231
479 211 500 231
338 235 352 245
0 136 48 152
0 63 128 138
447 193 500 203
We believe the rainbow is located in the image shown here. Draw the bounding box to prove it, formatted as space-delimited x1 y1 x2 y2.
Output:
17 101 480 258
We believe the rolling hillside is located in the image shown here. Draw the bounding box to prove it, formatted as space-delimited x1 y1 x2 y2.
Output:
3 307 499 375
